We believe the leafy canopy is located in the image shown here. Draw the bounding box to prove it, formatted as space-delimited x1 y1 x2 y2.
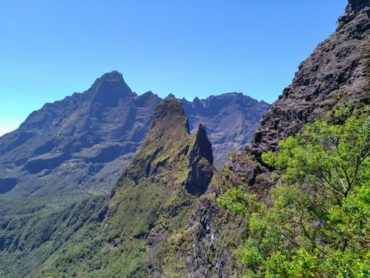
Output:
219 114 370 277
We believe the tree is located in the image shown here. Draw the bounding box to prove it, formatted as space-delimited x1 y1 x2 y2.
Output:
219 114 370 277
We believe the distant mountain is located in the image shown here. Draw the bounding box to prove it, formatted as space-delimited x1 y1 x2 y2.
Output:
0 71 161 196
0 1 368 277
0 72 268 197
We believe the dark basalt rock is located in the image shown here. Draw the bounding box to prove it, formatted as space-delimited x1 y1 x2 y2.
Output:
182 93 270 167
189 124 213 165
185 124 214 195
183 2 370 277
339 0 370 26
347 0 370 14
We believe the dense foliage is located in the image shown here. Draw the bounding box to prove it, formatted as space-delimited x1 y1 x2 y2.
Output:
219 114 370 277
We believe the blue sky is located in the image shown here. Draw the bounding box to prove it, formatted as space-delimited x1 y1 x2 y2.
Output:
0 0 347 135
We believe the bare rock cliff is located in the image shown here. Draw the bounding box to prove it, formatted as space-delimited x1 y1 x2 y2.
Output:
182 1 370 277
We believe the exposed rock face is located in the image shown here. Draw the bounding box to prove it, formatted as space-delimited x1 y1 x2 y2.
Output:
183 1 370 277
0 74 267 196
346 0 370 16
339 0 370 25
185 124 214 195
182 94 269 168
252 3 370 156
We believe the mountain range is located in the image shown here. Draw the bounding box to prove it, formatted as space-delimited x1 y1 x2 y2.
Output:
0 73 268 197
0 0 369 277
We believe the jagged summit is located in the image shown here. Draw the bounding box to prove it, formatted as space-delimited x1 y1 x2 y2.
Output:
148 98 190 141
0 71 161 196
152 98 187 122
182 93 270 166
192 123 213 165
0 69 267 196
347 0 370 14
184 123 214 195
166 93 176 99
89 71 134 103
98 70 124 81
124 99 213 193
340 0 370 25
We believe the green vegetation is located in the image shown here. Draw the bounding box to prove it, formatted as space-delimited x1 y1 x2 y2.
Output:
219 113 370 277
5 99 214 277
0 193 107 277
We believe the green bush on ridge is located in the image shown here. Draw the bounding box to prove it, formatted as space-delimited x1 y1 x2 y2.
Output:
219 112 370 277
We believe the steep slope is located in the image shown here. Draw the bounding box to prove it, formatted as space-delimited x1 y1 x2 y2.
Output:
0 99 213 277
0 74 268 197
0 2 367 277
179 1 370 277
182 93 269 168
0 71 161 197
0 194 107 277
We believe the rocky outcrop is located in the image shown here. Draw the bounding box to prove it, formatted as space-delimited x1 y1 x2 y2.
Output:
182 93 270 168
185 124 214 195
340 0 370 25
183 1 370 277
113 99 215 276
252 4 370 156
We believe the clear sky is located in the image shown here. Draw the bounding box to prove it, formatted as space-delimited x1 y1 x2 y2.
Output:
0 0 347 135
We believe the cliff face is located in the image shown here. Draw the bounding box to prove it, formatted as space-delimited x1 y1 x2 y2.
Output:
182 1 370 277
252 1 370 156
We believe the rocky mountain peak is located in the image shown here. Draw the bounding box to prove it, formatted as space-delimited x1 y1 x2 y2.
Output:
99 70 124 81
166 93 176 99
184 123 214 195
250 2 370 156
191 124 214 165
90 71 134 104
124 99 214 195
182 93 270 167
148 98 190 141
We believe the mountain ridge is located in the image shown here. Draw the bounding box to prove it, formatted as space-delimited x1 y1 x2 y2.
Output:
0 73 268 196
35 98 214 276
178 1 370 276
1 2 367 276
